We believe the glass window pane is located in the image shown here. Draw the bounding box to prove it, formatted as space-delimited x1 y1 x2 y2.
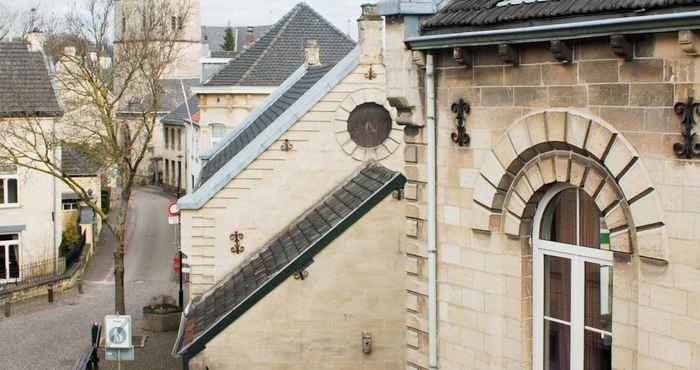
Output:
585 263 613 332
8 245 18 279
7 178 17 204
544 319 571 370
541 189 578 245
0 179 4 204
584 331 612 370
0 246 5 279
580 191 601 249
544 255 571 322
0 234 18 241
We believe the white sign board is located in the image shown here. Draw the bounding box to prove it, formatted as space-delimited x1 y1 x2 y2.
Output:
168 216 180 225
105 315 132 349
105 348 135 362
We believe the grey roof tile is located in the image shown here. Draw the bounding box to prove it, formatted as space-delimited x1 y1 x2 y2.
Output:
0 42 62 117
204 3 355 87
422 0 700 33
161 95 199 126
202 25 272 54
174 163 406 356
199 63 334 185
61 147 101 176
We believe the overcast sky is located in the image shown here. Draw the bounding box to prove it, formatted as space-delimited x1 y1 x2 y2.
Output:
0 0 368 38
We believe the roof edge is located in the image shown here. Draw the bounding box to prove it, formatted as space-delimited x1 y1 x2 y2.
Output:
408 9 700 49
377 0 440 16
175 166 407 358
178 46 361 210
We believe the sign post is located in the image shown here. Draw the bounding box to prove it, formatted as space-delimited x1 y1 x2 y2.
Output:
104 315 134 368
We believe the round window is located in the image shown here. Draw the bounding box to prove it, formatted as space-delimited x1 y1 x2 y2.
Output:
347 103 392 148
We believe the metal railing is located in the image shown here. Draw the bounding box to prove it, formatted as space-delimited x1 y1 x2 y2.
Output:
75 323 101 370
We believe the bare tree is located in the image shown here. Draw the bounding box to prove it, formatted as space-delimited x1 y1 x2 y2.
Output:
0 4 18 41
0 0 192 314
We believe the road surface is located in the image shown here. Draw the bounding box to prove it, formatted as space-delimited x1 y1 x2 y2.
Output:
0 187 182 370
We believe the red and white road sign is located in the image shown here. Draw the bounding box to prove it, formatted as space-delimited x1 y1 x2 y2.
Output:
173 256 190 273
168 201 180 225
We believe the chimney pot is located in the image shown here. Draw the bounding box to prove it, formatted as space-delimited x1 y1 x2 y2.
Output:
358 3 383 64
245 26 255 49
304 39 320 66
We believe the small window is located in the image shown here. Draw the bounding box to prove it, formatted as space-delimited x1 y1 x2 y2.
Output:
164 127 170 150
210 124 227 147
62 200 80 211
171 16 177 32
0 234 20 282
0 166 18 206
347 103 392 148
177 129 182 151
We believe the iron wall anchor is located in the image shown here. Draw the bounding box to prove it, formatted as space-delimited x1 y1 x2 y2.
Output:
451 98 471 147
674 97 700 159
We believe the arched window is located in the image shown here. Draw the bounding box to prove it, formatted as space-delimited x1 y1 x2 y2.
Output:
533 186 613 370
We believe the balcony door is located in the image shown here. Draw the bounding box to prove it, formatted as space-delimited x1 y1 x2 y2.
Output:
533 186 613 370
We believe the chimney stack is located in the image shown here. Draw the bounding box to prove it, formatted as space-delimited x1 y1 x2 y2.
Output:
357 3 383 64
245 27 255 49
26 8 45 52
304 39 320 66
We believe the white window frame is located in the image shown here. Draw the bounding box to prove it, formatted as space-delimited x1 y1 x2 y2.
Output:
532 184 613 370
0 166 19 208
210 124 226 148
0 233 21 283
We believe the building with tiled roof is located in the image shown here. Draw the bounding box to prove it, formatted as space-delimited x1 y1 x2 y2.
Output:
173 5 407 369
191 2 356 184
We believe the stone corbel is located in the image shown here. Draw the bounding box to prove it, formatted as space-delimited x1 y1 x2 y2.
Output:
412 51 426 68
497 44 518 66
453 47 473 68
550 40 572 63
678 30 699 56
387 97 422 128
610 35 633 61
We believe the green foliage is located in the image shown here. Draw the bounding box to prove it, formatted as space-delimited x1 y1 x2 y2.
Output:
221 26 235 51
60 212 81 256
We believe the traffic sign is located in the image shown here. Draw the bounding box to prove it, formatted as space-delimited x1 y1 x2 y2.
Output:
168 201 179 216
105 315 132 349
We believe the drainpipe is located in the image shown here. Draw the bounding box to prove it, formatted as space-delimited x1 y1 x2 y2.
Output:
425 52 438 370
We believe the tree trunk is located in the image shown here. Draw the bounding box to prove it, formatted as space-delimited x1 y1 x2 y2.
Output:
113 179 131 315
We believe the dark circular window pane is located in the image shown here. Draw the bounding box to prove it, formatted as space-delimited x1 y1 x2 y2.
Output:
347 103 392 148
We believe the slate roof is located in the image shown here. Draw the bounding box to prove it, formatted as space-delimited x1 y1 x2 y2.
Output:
204 3 356 87
62 147 101 176
121 79 199 114
174 164 406 357
202 25 272 55
422 0 700 33
0 42 62 117
161 95 199 126
199 63 334 185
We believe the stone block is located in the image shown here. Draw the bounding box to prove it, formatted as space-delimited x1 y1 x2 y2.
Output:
514 87 547 107
577 39 619 60
618 160 653 200
540 157 556 184
472 204 493 232
586 121 615 160
636 226 668 261
480 151 506 187
583 168 604 197
406 292 420 311
405 145 419 163
630 83 674 106
579 60 619 83
599 107 644 132
588 84 630 106
507 118 533 155
546 111 567 142
405 183 419 201
605 203 629 230
525 113 547 146
555 156 569 183
475 66 504 86
566 113 591 149
513 176 534 202
406 329 420 348
542 64 577 85
595 180 620 212
406 219 420 238
548 86 587 107
610 229 631 254
443 206 460 226
505 65 542 85
406 256 420 275
503 212 521 237
493 135 518 170
630 191 664 228
482 87 514 106
474 176 499 209
620 59 665 82
506 194 527 217
604 139 636 177
524 165 544 192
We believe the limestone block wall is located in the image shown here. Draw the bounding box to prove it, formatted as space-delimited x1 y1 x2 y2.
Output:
182 63 404 297
387 28 700 370
188 197 406 370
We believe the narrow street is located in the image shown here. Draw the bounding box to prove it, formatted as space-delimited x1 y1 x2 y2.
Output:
0 188 181 370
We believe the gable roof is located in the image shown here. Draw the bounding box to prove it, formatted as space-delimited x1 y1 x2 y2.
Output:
61 147 101 177
204 3 356 87
178 46 361 210
0 42 62 118
422 0 700 33
161 95 199 126
173 163 406 358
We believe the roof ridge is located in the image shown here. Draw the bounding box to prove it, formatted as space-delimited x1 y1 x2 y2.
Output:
295 2 356 45
236 4 302 86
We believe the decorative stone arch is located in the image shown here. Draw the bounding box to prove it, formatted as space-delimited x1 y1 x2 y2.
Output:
333 88 402 161
473 110 668 263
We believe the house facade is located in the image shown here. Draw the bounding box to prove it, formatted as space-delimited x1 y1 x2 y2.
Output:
192 2 356 184
174 5 409 369
380 0 700 369
0 42 64 283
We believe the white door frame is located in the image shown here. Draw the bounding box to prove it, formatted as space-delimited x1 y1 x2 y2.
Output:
0 234 21 283
532 185 613 370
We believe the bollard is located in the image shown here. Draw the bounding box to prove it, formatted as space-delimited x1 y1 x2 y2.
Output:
91 323 99 345
48 284 54 303
78 278 84 294
4 301 10 318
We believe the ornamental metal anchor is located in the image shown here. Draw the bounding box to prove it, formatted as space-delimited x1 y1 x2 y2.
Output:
451 98 471 147
230 231 245 254
674 97 700 159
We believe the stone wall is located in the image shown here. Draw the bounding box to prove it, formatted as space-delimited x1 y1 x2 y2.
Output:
188 197 406 370
387 27 700 370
